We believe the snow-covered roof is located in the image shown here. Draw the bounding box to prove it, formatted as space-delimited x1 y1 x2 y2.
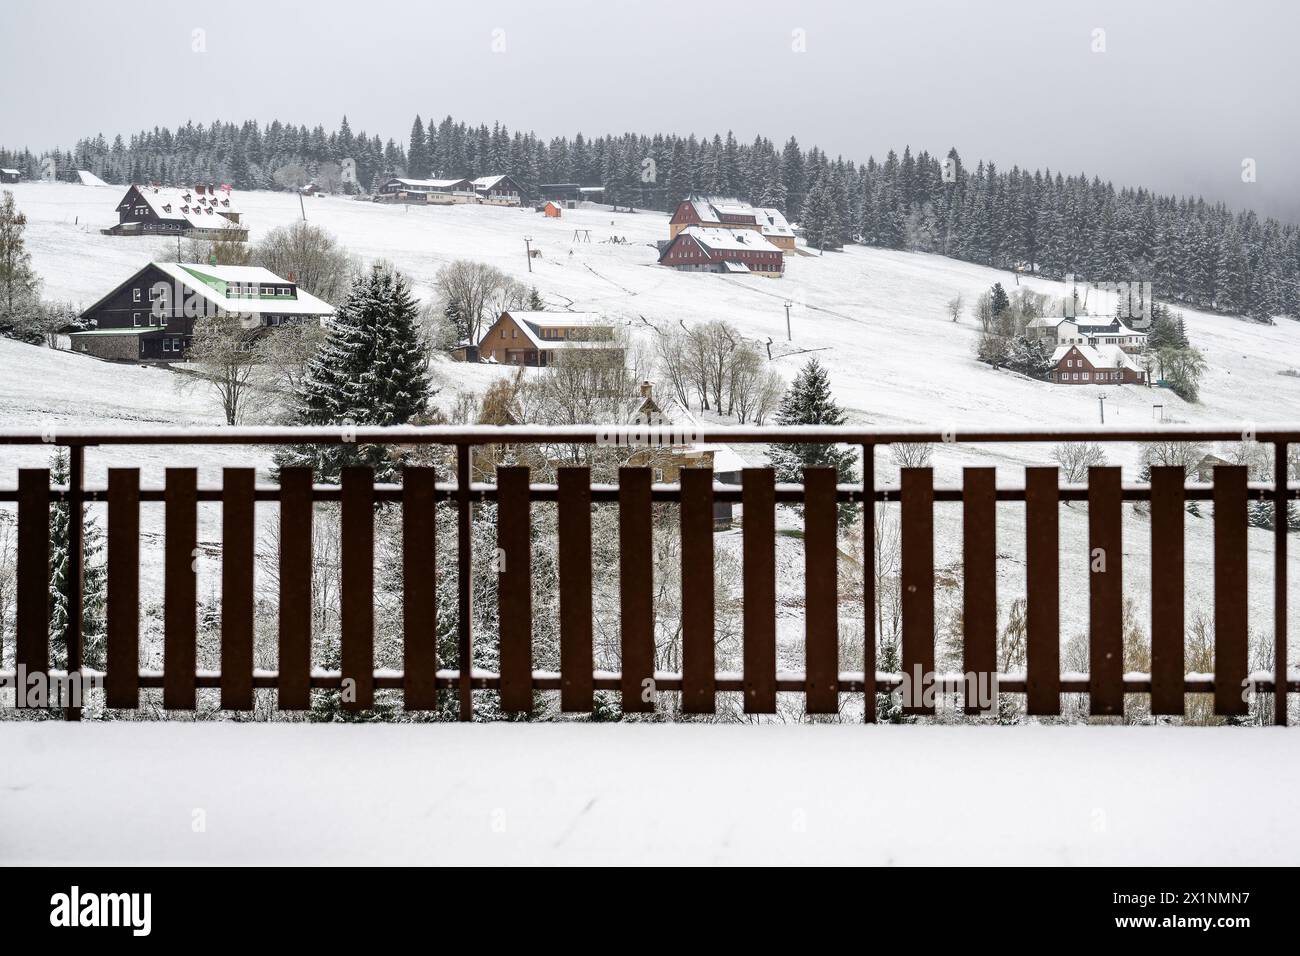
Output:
387 178 472 190
721 260 751 273
123 185 241 229
77 170 109 187
152 262 334 316
683 196 761 227
756 207 793 239
1052 343 1145 372
1032 315 1146 337
471 175 516 191
693 443 750 474
1 168 19 175
485 311 612 350
677 225 781 254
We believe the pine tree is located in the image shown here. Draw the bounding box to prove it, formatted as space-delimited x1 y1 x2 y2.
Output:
276 264 430 482
768 359 858 527
990 282 1009 317
48 450 107 671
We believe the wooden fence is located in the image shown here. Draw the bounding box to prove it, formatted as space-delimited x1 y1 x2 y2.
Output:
0 424 1295 723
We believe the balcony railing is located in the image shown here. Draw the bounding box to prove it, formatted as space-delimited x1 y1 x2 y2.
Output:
0 424 1295 723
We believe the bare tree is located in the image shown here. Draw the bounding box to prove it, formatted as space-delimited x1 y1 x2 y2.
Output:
891 443 934 470
1051 442 1109 483
185 316 260 425
253 222 355 303
434 260 519 344
946 294 964 323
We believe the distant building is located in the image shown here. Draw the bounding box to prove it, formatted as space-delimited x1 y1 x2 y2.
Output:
1049 344 1149 385
1194 453 1235 482
657 225 784 276
1028 316 1147 352
669 196 796 250
542 200 562 218
71 262 332 363
538 183 604 207
472 174 525 205
1 168 20 184
477 311 619 367
375 177 477 204
103 184 247 240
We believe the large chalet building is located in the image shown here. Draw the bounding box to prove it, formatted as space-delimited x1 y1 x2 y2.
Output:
471 174 524 205
70 262 333 362
657 225 785 276
668 196 796 251
1028 316 1148 352
1049 344 1149 385
103 184 247 240
375 177 477 204
477 311 619 367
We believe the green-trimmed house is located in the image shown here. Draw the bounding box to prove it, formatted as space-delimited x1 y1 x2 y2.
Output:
71 262 334 362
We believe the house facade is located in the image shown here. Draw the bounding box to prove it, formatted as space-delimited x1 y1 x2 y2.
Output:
477 311 619 367
657 225 784 276
1 168 20 184
71 262 333 362
1049 344 1149 385
472 174 524 205
102 184 247 240
375 177 477 204
1029 316 1147 352
668 196 796 250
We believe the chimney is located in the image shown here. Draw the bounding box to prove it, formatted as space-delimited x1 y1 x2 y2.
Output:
640 380 653 399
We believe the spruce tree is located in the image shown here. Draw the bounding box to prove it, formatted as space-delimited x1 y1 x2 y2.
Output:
768 359 858 527
48 450 107 671
277 264 430 482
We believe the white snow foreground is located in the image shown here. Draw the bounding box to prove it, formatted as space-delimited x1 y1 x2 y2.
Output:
2 722 1296 865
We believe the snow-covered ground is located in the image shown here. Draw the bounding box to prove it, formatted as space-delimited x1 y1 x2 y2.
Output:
3 722 1297 864
4 180 1300 651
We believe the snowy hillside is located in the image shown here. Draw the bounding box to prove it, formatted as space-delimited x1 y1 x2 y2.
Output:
5 180 1300 646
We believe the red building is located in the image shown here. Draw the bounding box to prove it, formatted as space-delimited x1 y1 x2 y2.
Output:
1050 344 1149 385
657 225 784 276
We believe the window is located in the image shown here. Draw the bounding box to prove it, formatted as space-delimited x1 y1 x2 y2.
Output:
163 339 171 353
501 328 506 339
279 287 290 296
150 313 160 327
133 312 141 327
512 329 517 339
132 288 141 302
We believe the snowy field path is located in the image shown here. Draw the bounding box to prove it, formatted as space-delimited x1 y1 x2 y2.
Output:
2 722 1296 865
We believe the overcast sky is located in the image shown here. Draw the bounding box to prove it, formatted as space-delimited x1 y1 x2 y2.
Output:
2 0 1296 218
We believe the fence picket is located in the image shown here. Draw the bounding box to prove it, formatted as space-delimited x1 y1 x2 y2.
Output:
1214 466 1248 717
743 468 776 714
403 467 438 710
105 469 140 709
340 466 374 712
498 466 533 713
804 467 839 714
1025 467 1060 716
1150 467 1185 716
558 467 593 712
900 467 935 716
618 467 654 713
963 468 997 715
681 468 715 714
164 468 197 710
220 468 255 711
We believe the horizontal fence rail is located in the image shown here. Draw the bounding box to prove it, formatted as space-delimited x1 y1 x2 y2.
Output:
0 424 1295 725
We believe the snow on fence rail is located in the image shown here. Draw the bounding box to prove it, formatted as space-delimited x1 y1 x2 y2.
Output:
0 424 1296 724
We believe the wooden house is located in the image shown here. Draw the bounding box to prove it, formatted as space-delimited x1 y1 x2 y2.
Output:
669 196 796 250
70 262 332 362
657 225 784 276
0 168 21 184
472 174 525 206
103 184 246 240
1049 344 1149 385
477 311 618 367
375 177 477 204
